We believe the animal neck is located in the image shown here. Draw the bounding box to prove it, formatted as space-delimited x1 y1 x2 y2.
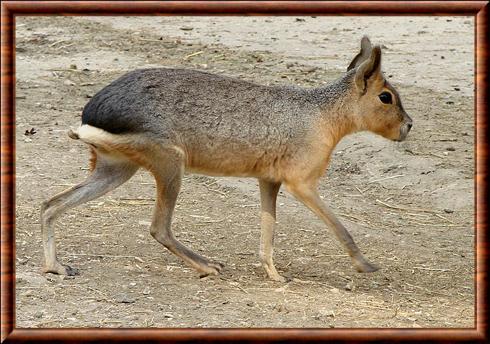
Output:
309 71 360 149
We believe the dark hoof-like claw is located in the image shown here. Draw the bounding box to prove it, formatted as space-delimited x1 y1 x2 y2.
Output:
198 261 224 278
352 254 380 273
210 262 224 272
64 265 80 276
43 262 80 276
355 262 379 273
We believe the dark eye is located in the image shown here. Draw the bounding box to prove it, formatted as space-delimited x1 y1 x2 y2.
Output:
378 92 392 104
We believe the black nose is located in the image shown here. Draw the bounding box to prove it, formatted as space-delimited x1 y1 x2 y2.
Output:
407 122 413 132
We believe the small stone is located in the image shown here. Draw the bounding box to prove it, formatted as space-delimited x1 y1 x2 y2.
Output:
344 282 355 291
69 64 77 70
180 26 194 31
63 79 75 86
114 293 136 304
22 290 35 298
444 208 454 214
253 55 263 63
273 303 289 313
34 311 44 319
318 309 335 318
446 147 456 151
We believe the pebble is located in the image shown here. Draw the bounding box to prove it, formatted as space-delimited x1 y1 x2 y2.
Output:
23 290 35 297
318 309 335 318
273 303 289 313
114 293 136 304
344 282 355 291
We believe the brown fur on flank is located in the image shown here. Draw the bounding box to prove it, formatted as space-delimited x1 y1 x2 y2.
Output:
42 36 412 282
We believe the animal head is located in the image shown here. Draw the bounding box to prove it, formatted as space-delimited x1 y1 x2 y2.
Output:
347 36 412 141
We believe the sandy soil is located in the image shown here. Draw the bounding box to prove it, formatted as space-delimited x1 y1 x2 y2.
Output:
15 16 474 328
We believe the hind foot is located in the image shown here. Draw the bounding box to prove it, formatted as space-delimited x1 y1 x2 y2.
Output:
352 255 379 273
43 261 80 276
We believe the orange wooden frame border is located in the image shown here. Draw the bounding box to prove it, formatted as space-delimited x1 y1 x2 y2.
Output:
1 1 488 343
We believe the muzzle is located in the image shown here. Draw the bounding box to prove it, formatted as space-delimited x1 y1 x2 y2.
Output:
397 119 413 142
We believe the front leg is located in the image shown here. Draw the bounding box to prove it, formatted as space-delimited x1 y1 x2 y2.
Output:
258 179 285 282
285 181 378 273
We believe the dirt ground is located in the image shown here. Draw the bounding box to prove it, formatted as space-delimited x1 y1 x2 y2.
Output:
15 16 474 328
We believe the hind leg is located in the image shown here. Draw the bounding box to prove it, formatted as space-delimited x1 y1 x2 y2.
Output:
41 153 138 275
149 151 223 277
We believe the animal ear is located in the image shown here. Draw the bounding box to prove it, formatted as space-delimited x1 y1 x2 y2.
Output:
354 45 382 94
347 36 373 71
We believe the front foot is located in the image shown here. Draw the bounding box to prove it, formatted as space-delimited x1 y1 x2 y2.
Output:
268 273 287 283
198 261 224 278
43 262 80 276
262 261 287 282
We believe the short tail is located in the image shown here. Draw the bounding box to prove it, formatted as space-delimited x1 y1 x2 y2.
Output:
68 127 98 171
67 125 134 171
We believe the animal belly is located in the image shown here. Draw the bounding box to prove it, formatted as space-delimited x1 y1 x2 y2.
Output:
185 144 275 178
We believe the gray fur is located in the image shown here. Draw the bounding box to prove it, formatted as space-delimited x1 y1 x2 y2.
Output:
82 68 355 168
